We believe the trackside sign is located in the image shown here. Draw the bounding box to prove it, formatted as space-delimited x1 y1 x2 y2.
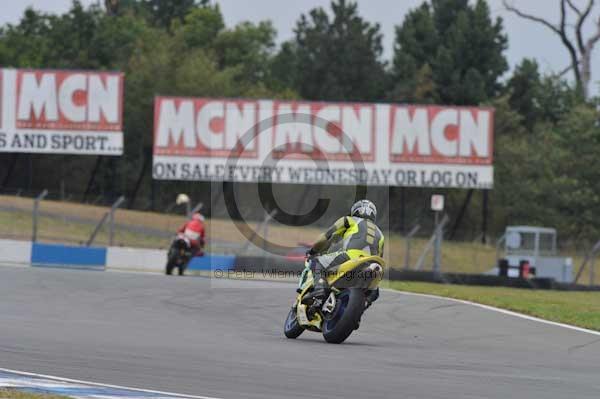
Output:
152 97 494 188
0 68 124 155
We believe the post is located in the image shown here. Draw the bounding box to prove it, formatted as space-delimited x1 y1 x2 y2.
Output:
83 156 102 203
1 153 19 192
150 179 156 211
400 187 406 234
127 148 150 209
241 209 277 254
403 224 421 269
32 189 48 242
430 194 445 275
574 240 600 283
87 212 110 246
191 202 204 215
449 189 473 240
591 253 596 286
108 196 125 246
481 190 489 244
433 211 441 275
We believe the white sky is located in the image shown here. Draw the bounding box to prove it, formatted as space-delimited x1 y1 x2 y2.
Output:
1 0 599 95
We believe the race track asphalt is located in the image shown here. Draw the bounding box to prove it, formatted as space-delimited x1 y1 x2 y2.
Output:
1 265 599 399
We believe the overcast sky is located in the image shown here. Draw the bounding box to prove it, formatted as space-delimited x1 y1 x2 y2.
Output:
2 0 599 94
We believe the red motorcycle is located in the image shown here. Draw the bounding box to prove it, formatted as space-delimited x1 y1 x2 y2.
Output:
165 234 193 276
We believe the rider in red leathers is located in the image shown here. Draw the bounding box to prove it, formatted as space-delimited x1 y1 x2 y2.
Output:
177 212 206 257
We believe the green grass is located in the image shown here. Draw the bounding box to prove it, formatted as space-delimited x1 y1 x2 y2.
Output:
0 389 70 399
386 281 600 331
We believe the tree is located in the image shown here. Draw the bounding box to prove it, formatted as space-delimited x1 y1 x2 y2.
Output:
503 0 600 99
213 21 276 86
142 0 198 29
173 4 224 49
389 3 439 102
391 0 508 105
274 0 386 101
506 59 542 130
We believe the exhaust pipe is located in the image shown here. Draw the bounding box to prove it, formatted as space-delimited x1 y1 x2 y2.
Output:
367 263 383 274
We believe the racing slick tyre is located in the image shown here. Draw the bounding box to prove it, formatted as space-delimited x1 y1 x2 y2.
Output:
322 288 365 344
284 307 305 339
165 262 175 275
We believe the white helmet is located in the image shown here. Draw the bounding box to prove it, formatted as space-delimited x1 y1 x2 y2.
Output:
350 200 377 221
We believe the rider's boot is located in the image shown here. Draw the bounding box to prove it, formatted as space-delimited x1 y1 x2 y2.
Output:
311 259 329 303
365 288 380 309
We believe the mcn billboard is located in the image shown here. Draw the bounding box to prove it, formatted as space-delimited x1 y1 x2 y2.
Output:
0 68 124 155
152 97 494 188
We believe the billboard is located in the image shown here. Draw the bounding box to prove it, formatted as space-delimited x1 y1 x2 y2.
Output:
152 97 494 188
0 68 124 155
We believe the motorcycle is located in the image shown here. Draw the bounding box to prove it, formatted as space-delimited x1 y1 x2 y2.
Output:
284 254 385 344
165 234 193 276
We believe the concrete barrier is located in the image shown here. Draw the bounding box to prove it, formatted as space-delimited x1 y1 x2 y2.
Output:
188 255 235 271
106 247 235 273
106 246 167 273
0 238 236 274
31 242 106 270
0 239 32 266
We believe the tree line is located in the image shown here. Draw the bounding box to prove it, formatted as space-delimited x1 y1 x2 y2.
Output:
0 0 599 244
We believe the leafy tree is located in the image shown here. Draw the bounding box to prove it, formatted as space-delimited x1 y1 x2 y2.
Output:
391 0 508 105
388 3 438 103
274 0 386 101
213 21 276 86
506 59 542 130
141 0 198 29
0 8 54 67
493 96 600 240
173 3 224 49
536 75 582 125
269 41 299 92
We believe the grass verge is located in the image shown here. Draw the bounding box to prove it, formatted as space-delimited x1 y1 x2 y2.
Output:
0 389 70 399
386 281 600 331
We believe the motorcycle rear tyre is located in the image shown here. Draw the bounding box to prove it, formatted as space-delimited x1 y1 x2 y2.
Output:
322 288 365 344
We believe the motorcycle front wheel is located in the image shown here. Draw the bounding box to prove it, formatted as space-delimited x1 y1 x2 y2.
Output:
322 288 365 344
284 306 305 339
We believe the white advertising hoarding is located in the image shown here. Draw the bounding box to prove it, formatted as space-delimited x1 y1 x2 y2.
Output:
0 68 124 155
152 97 494 188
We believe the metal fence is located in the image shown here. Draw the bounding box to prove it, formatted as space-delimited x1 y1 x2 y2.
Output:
2 190 599 284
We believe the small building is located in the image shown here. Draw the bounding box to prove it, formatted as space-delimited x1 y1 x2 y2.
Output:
498 226 573 283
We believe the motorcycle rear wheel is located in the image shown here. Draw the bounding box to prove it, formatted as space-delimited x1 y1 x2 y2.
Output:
165 261 176 275
284 307 305 339
322 288 365 344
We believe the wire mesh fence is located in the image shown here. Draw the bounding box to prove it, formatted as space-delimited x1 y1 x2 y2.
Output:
1 191 599 285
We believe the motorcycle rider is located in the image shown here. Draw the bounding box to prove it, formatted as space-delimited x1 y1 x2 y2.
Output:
176 212 206 256
306 199 384 305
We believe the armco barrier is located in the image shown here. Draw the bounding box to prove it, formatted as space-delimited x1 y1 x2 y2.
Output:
0 239 32 266
31 242 106 270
